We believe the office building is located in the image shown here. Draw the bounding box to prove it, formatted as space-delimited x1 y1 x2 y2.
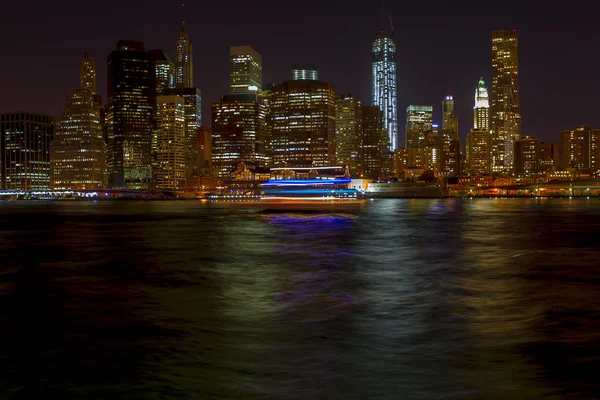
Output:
149 50 175 95
372 29 398 150
491 30 521 172
438 129 461 175
175 22 193 88
271 77 336 167
466 129 491 175
539 142 558 173
155 95 186 189
106 40 156 188
361 106 389 178
514 136 540 176
405 105 433 148
212 94 266 177
335 94 362 174
559 125 593 171
474 77 490 132
1 112 54 190
230 46 262 94
442 96 458 139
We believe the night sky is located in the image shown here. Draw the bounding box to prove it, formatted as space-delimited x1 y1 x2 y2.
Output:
1 0 599 145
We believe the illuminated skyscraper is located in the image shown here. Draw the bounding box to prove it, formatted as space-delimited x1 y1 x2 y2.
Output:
361 106 389 178
230 46 262 94
514 136 540 176
292 67 318 81
405 105 433 148
466 129 491 175
271 77 336 167
155 95 186 189
106 40 156 188
175 22 193 88
211 94 267 177
335 95 362 175
474 77 490 132
558 125 594 171
491 30 521 172
372 30 397 151
1 112 54 190
80 53 97 95
442 96 458 139
149 50 175 95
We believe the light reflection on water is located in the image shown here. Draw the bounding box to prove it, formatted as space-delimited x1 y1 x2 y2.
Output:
0 199 599 399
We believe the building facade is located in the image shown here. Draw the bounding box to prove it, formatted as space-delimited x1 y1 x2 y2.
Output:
442 96 458 139
1 112 54 190
230 46 262 95
559 125 593 171
197 126 212 182
491 30 521 173
155 95 186 190
361 106 388 179
335 95 362 174
539 142 559 173
270 78 336 167
106 40 156 188
175 22 193 88
211 94 266 177
372 30 398 151
474 77 490 132
150 49 175 95
405 105 433 148
466 129 491 175
514 136 540 176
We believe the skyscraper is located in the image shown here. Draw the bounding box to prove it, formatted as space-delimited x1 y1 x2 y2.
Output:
335 94 362 174
558 125 593 171
106 40 156 188
466 129 491 175
271 76 336 167
1 112 54 190
361 106 388 178
175 22 193 88
474 77 490 132
211 94 266 177
372 30 397 151
230 46 262 94
80 53 97 95
51 54 106 190
405 105 433 148
491 30 521 173
514 136 540 176
155 95 186 189
149 50 175 95
442 96 458 139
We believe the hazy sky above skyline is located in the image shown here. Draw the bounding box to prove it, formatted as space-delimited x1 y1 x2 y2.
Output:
1 0 599 144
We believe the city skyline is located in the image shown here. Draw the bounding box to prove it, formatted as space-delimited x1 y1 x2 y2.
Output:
1 0 600 146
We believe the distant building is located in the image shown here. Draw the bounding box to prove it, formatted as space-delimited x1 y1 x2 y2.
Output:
559 125 594 171
154 95 186 190
474 78 490 132
442 96 458 140
372 29 398 150
270 77 336 167
175 22 194 88
197 126 212 181
149 49 175 95
292 67 318 81
361 106 388 179
466 129 491 175
1 112 54 190
491 30 521 172
539 142 558 173
335 94 362 175
212 94 267 177
405 105 433 148
106 40 156 188
230 46 262 95
514 136 540 176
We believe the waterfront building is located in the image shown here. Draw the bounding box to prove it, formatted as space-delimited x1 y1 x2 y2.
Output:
162 87 202 190
0 112 54 190
149 50 175 95
405 105 433 148
361 106 389 179
197 126 212 183
230 46 262 95
106 40 156 189
438 129 461 175
175 22 193 88
466 129 491 175
372 29 398 150
514 136 540 176
212 94 267 177
155 95 186 189
270 76 336 167
335 94 362 175
442 96 458 140
474 78 490 132
51 87 106 190
491 30 521 172
539 142 559 173
559 125 593 171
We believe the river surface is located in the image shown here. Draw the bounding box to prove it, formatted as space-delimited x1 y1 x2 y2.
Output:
0 199 599 399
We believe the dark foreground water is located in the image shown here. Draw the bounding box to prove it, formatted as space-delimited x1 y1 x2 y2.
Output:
1 199 599 399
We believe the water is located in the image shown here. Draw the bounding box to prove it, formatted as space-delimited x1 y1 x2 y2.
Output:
1 199 599 399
